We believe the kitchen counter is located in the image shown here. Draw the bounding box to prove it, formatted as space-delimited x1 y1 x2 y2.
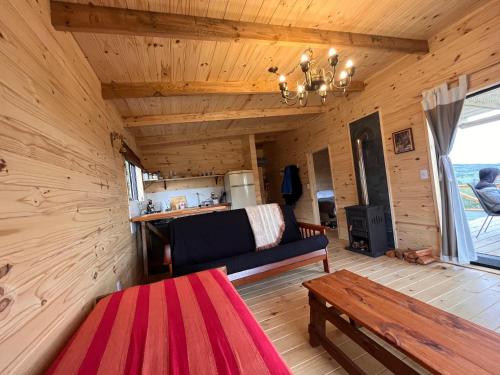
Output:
130 203 230 223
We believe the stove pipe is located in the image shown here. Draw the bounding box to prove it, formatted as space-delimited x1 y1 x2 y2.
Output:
356 138 370 206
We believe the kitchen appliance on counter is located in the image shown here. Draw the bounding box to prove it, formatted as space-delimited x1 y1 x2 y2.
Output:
224 170 257 209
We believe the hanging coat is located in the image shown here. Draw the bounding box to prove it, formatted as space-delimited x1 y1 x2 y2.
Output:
281 165 302 205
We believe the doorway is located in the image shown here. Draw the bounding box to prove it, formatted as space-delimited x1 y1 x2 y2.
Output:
449 84 500 269
309 147 338 238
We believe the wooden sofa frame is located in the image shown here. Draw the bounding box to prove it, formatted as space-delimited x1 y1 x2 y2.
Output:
162 221 330 286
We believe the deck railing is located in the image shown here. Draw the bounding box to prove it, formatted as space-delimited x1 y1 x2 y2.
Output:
458 182 500 211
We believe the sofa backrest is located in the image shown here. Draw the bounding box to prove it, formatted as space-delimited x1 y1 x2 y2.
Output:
280 205 303 244
170 209 256 268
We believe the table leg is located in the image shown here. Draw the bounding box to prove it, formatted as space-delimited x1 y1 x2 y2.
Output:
308 291 326 347
308 296 420 375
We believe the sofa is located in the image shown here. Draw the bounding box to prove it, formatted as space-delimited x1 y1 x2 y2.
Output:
165 205 330 285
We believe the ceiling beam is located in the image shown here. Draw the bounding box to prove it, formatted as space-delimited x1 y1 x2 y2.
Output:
255 133 279 144
51 1 429 54
124 106 329 127
102 80 365 99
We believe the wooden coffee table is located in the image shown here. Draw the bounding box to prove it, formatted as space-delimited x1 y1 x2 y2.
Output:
303 270 500 375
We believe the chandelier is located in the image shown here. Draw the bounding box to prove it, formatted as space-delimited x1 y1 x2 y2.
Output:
271 48 356 106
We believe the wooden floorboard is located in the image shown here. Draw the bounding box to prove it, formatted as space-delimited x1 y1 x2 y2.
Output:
469 216 500 257
237 232 500 375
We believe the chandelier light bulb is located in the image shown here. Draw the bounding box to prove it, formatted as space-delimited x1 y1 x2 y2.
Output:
300 54 309 63
328 48 337 57
319 84 328 92
297 84 305 93
339 70 348 80
279 74 287 83
345 59 354 68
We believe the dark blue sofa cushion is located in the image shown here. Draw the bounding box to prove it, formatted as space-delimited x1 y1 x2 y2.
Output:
173 234 328 277
170 209 255 268
280 204 302 244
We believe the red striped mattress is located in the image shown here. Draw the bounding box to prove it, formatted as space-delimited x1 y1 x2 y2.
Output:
46 269 291 375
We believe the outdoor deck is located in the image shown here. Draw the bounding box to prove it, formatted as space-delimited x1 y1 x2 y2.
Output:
469 216 500 257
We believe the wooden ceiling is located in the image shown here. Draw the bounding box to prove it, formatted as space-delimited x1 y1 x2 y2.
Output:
50 0 486 145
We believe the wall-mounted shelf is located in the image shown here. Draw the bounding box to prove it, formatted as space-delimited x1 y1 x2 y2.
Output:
143 174 224 189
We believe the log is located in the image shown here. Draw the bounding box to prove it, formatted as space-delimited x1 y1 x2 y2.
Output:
385 250 396 258
403 250 418 260
416 256 437 265
394 249 407 259
405 248 433 259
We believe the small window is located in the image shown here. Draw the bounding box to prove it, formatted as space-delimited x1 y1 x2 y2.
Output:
125 161 144 201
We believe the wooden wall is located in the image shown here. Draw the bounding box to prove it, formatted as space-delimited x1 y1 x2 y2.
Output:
141 135 265 202
142 137 247 192
143 138 246 175
266 1 500 252
0 1 140 373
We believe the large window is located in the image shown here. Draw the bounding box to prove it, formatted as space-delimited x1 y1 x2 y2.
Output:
125 160 144 201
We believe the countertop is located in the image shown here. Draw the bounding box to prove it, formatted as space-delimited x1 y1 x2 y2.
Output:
130 203 230 223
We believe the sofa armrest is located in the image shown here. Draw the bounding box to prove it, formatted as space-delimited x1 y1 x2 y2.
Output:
297 222 326 237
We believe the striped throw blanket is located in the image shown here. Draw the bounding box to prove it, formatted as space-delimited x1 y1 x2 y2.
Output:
245 204 285 250
46 269 291 375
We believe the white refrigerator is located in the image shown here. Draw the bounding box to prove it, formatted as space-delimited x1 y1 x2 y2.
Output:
224 170 257 209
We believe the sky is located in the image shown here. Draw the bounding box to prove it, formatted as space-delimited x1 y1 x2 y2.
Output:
450 119 500 165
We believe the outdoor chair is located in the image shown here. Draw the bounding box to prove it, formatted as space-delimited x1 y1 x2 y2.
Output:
468 183 500 238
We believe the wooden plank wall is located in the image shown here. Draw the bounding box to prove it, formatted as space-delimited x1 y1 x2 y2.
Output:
142 138 246 176
142 137 247 192
141 135 264 201
0 1 141 373
266 1 500 252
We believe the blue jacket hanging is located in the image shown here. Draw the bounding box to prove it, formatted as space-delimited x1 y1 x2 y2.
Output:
281 165 302 205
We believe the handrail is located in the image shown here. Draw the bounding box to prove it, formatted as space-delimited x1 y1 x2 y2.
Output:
458 183 500 188
458 181 500 212
460 191 479 203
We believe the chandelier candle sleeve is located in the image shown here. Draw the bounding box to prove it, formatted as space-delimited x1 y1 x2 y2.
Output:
278 75 288 92
276 47 356 106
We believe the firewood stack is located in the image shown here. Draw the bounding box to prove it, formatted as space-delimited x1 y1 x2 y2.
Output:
385 248 436 265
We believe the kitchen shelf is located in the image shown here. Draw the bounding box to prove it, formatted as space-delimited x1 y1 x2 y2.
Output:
143 174 224 189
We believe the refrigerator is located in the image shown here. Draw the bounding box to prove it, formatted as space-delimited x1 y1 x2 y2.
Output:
224 170 257 209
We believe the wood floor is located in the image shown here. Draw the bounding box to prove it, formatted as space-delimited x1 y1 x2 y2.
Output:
237 234 500 375
470 216 500 257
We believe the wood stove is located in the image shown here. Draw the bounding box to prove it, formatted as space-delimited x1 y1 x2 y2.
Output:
345 205 388 257
346 113 393 257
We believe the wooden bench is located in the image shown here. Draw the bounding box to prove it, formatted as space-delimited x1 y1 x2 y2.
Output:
303 269 500 375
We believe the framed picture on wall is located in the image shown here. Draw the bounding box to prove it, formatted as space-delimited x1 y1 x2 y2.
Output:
392 128 415 154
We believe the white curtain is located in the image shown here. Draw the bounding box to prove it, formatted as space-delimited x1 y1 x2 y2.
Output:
421 75 477 263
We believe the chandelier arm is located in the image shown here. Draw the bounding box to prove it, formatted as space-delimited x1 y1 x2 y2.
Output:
325 71 334 84
330 80 351 90
284 62 300 77
282 96 298 106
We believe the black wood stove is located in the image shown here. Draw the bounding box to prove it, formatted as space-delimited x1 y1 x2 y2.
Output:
345 205 387 257
346 113 392 257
